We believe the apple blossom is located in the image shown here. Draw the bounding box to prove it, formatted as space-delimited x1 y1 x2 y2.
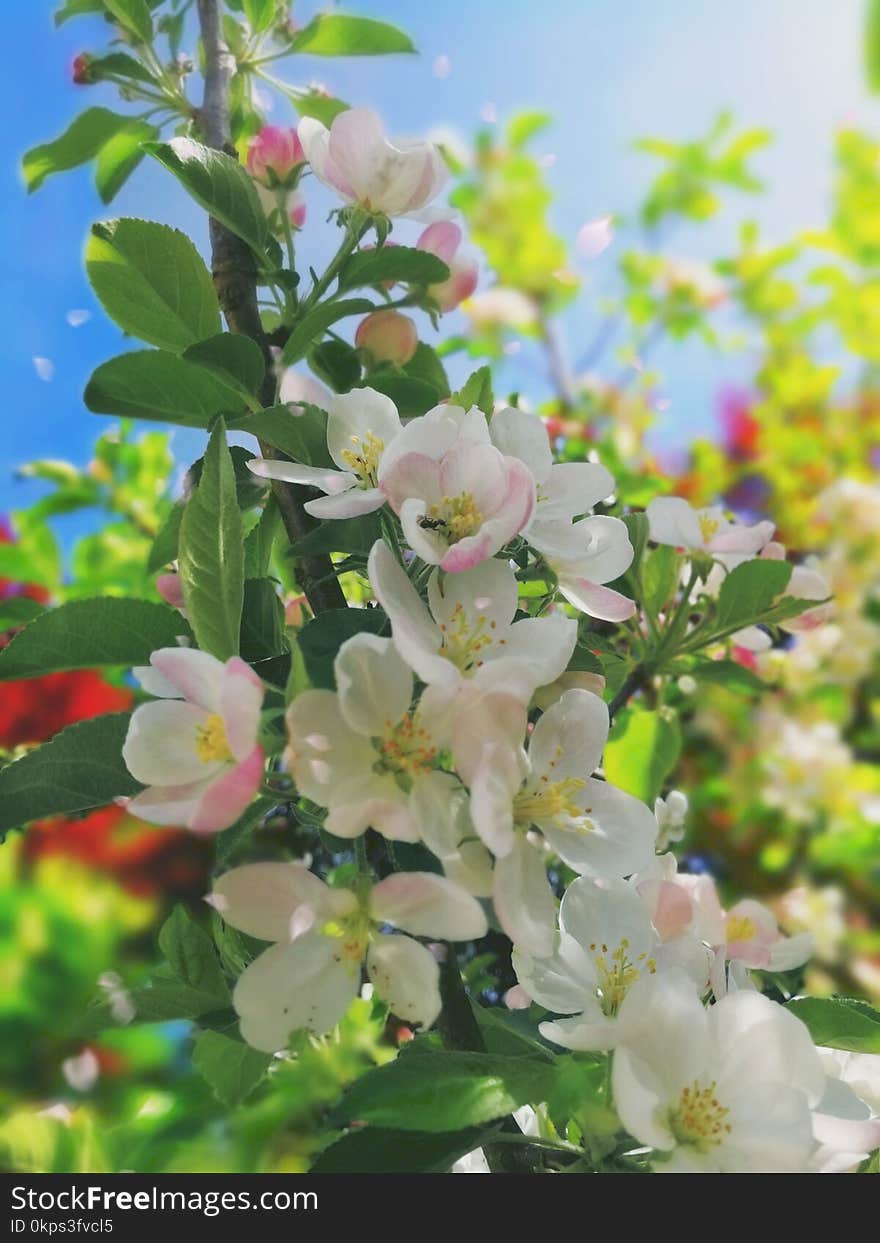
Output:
646 496 775 556
467 689 658 953
612 971 827 1172
379 403 536 572
122 647 265 833
210 862 487 1050
367 537 577 700
298 107 447 217
285 632 449 842
246 126 306 187
417 221 479 311
355 309 419 366
513 877 709 1051
249 387 402 519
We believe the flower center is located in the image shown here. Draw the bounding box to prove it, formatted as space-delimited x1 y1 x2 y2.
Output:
194 713 233 764
375 714 438 782
588 937 657 1014
669 1080 732 1152
437 601 500 672
513 775 586 826
419 493 484 544
698 512 720 544
726 914 758 943
340 431 384 486
323 907 372 973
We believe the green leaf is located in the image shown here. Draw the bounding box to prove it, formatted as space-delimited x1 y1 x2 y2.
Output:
566 636 604 676
178 419 244 660
0 713 141 837
692 658 765 693
298 608 387 689
86 51 157 86
309 339 362 392
451 366 494 414
242 0 275 33
240 578 286 662
215 795 277 866
183 333 265 403
158 905 229 1003
291 15 415 56
121 976 233 1024
311 1125 490 1173
290 511 382 558
868 0 880 91
472 1002 556 1060
641 544 681 615
0 598 46 631
186 444 267 512
146 138 269 260
404 342 450 398
229 404 333 467
87 219 220 352
104 0 152 42
286 88 350 127
54 0 106 27
604 706 681 804
715 558 792 631
358 373 440 417
330 1050 556 1132
85 350 246 427
339 246 449 292
193 1030 271 1106
622 512 649 574
22 108 132 192
281 299 375 366
146 505 182 573
0 598 190 680
786 997 880 1054
93 120 158 203
243 498 281 579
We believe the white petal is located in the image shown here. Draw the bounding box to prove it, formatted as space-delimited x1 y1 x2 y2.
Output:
233 932 361 1050
305 486 386 519
149 647 225 711
512 931 597 1014
527 688 608 782
489 406 552 483
367 539 449 685
212 862 347 942
327 388 402 471
468 741 524 857
646 496 704 549
247 459 353 492
493 836 556 957
370 871 488 940
220 656 264 762
334 632 413 737
544 779 658 878
366 934 441 1028
123 700 219 785
286 689 376 806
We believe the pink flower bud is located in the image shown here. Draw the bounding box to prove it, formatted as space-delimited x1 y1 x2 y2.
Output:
355 310 418 367
156 572 185 610
417 222 479 312
246 126 306 187
288 190 306 230
72 53 94 85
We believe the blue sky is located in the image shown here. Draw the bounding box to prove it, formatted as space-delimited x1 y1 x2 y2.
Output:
1 0 876 526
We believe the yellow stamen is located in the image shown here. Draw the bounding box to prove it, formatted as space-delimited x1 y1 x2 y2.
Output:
438 601 494 673
669 1080 732 1152
195 713 233 764
513 776 586 825
340 430 385 486
592 938 657 1015
376 714 438 779
726 915 757 942
420 493 484 544
698 512 720 544
322 909 372 974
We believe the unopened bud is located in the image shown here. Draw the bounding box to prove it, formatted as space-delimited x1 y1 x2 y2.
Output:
355 310 418 367
72 53 94 85
246 125 306 188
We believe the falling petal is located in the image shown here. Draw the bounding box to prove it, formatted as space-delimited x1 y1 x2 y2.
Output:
33 357 55 382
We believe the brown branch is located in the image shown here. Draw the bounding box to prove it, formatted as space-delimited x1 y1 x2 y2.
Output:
196 0 345 615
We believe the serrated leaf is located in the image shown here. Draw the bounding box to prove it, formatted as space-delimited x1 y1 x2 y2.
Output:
23 108 133 192
309 339 362 392
85 350 246 427
243 498 281 578
339 245 448 292
0 713 141 837
230 404 333 467
104 0 152 43
87 219 220 352
183 333 265 402
158 905 229 1002
450 366 493 414
715 558 792 630
641 544 681 615
281 299 375 366
178 419 244 660
311 1125 490 1173
786 997 880 1054
291 14 415 56
147 505 182 572
54 0 106 27
0 598 46 631
146 138 269 260
0 598 190 680
404 342 449 397
290 511 382 558
192 1030 271 1106
93 120 158 203
86 51 157 86
330 1050 556 1132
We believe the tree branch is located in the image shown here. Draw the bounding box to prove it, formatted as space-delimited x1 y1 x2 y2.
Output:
196 0 345 615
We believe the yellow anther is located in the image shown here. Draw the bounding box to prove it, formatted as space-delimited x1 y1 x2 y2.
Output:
377 713 438 778
669 1080 732 1151
726 915 757 942
194 713 233 764
513 776 586 825
340 431 385 485
420 492 484 544
698 512 720 544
